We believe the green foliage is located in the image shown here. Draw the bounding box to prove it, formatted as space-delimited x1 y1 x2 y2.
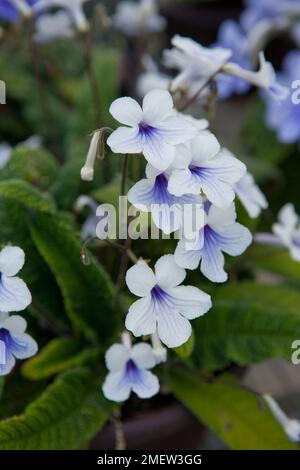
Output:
167 366 297 450
174 331 195 359
22 337 101 380
29 212 119 342
0 368 114 450
190 282 300 372
0 179 55 214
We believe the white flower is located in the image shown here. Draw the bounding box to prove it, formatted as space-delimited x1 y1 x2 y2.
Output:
107 89 197 171
235 172 268 218
102 339 159 402
33 11 74 43
163 35 232 93
256 204 300 261
175 203 252 283
263 394 300 443
34 0 90 32
112 0 166 36
0 246 31 312
74 195 98 240
151 331 167 364
128 163 203 235
125 255 212 348
168 136 246 208
0 144 12 170
136 55 171 98
0 312 38 375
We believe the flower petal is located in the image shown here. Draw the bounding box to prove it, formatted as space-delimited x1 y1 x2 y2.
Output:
200 241 227 283
126 261 156 297
109 97 143 126
174 238 202 270
9 333 38 359
107 127 143 154
125 296 156 337
168 168 200 197
128 178 155 211
157 116 197 145
197 170 236 208
0 246 25 277
217 223 252 256
0 352 15 376
157 308 192 348
142 89 174 124
105 344 130 372
155 254 186 288
0 276 32 312
190 132 221 165
102 371 131 402
3 315 26 335
151 202 182 234
131 343 156 369
207 204 237 230
167 285 212 320
142 135 175 171
131 369 159 399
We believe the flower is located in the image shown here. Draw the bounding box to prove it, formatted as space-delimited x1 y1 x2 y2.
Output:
255 204 300 262
151 331 167 364
0 0 37 22
0 246 31 312
102 338 159 402
215 20 252 99
0 136 42 171
0 143 12 169
263 394 300 443
293 21 300 46
128 163 203 235
112 0 166 36
163 35 232 93
175 202 252 283
167 135 246 208
241 0 300 32
136 55 171 98
74 195 98 240
263 50 300 144
235 172 268 218
0 312 38 375
33 11 74 43
34 0 90 32
107 89 197 171
125 255 212 348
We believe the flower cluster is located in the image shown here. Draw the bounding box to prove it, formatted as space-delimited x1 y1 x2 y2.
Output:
0 246 37 375
100 88 271 402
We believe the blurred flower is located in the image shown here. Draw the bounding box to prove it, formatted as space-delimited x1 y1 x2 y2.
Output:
241 0 300 32
167 135 246 209
0 312 37 375
263 394 300 442
74 195 98 240
215 20 252 99
0 246 32 312
34 0 90 32
235 172 268 218
33 10 73 42
136 55 171 98
163 35 232 93
128 163 203 235
0 135 42 170
0 0 37 22
175 202 252 283
151 331 167 364
255 203 300 261
112 0 166 36
107 89 197 172
0 143 12 169
292 21 300 46
263 50 300 144
102 337 159 402
125 255 211 348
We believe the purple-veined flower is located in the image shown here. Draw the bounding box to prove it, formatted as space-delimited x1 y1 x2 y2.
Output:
175 202 252 283
125 255 212 348
34 0 90 32
0 246 31 312
107 89 197 171
102 337 159 402
0 312 37 375
263 50 300 145
128 163 204 235
112 0 166 36
235 172 268 218
255 203 300 262
33 11 73 42
215 20 252 99
241 0 300 32
167 135 246 208
163 35 232 93
0 0 37 22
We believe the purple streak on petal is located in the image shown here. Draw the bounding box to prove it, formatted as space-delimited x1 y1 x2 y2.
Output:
0 328 29 357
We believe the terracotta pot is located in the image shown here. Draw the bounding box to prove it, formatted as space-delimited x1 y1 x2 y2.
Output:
91 402 205 450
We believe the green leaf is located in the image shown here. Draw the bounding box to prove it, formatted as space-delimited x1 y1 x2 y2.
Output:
22 337 101 380
0 368 114 450
0 147 59 190
191 282 300 372
29 213 119 341
0 179 55 214
174 331 195 359
167 367 297 450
